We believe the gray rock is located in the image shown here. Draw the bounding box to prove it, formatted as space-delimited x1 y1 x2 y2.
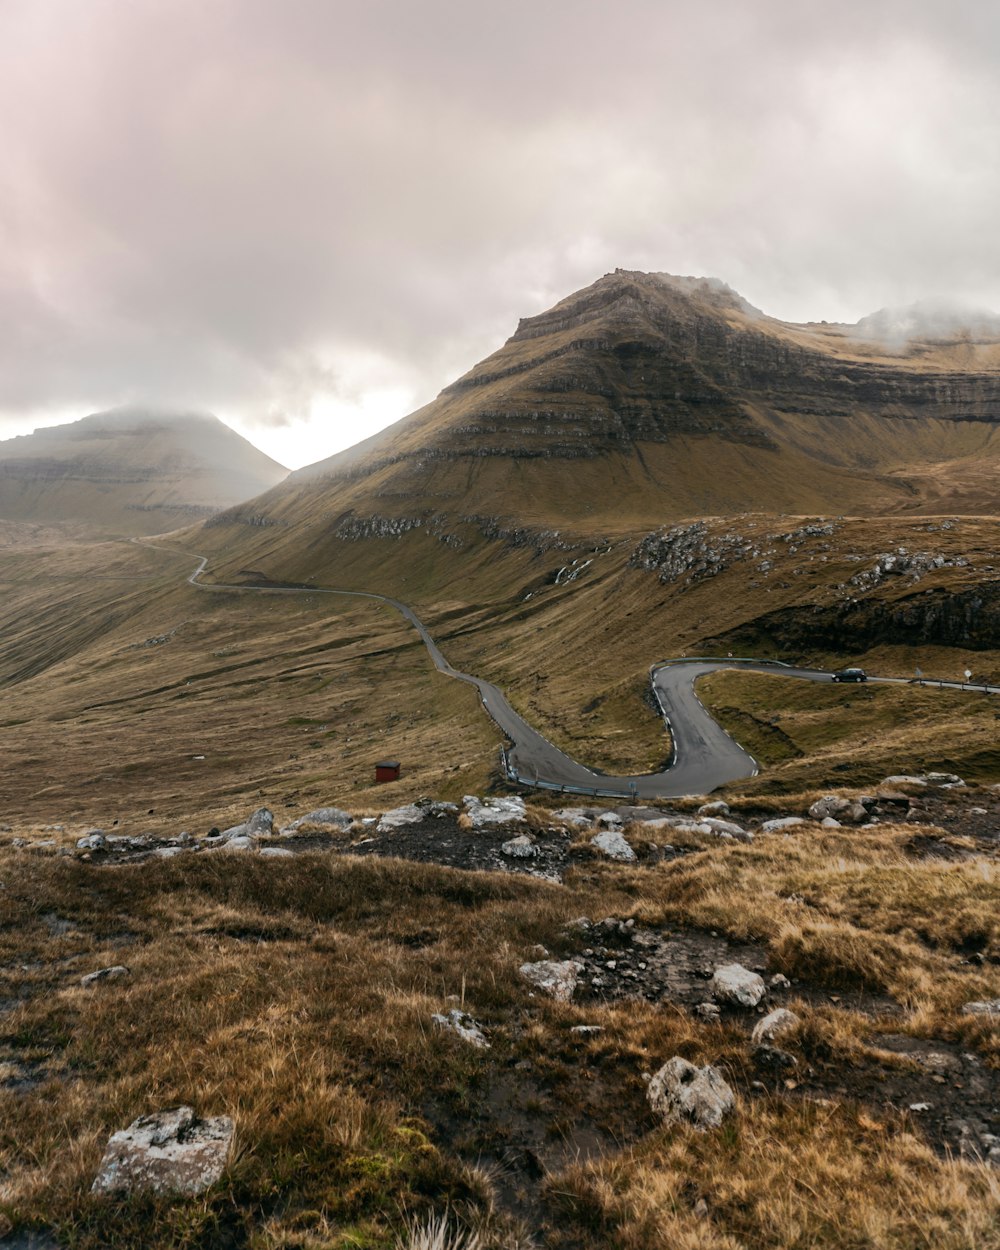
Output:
464 795 527 829
377 803 427 832
925 772 964 787
76 831 106 851
760 817 805 833
881 775 928 788
519 959 583 1002
808 796 868 825
962 999 1000 1017
259 846 294 859
280 806 353 834
596 811 623 829
430 1009 490 1049
591 829 637 863
81 966 131 987
821 816 842 828
153 846 185 859
647 1057 736 1130
501 834 538 859
751 1007 800 1045
701 817 750 839
770 973 791 989
224 836 254 852
712 963 766 1008
91 1105 233 1195
698 801 731 817
245 807 273 836
693 1002 721 1022
552 807 597 828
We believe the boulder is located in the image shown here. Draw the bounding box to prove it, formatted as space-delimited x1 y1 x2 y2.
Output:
91 1105 233 1195
77 831 106 851
702 818 753 842
377 803 428 832
591 829 637 863
259 846 294 859
693 1002 721 1023
552 807 598 828
464 795 527 829
501 834 538 859
519 959 583 1002
245 807 274 836
280 806 352 834
881 775 928 788
430 1009 490 1049
224 836 254 852
81 965 131 987
376 799 461 833
962 999 1000 1017
751 1007 800 1045
821 816 842 828
698 801 730 817
712 963 766 1008
808 796 869 825
647 1057 735 1130
760 817 805 833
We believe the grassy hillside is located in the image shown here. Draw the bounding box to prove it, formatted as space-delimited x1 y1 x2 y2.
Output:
0 408 287 538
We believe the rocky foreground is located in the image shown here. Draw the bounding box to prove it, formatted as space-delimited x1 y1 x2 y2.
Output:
1 775 998 1248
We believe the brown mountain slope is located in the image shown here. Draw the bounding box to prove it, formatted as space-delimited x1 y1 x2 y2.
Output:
0 407 288 538
199 270 1000 587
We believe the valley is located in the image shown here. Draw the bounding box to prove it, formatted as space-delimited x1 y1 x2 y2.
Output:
2 271 1000 1249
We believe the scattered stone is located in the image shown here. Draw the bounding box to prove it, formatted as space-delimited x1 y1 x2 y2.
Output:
647 1056 736 1130
224 836 254 852
693 1002 721 1022
431 1009 490 1049
962 999 1000 1017
808 796 869 825
882 775 928 789
501 834 538 859
519 959 583 1002
752 1044 798 1071
698 801 730 817
259 847 294 859
751 1008 800 1045
153 846 185 859
596 811 623 828
770 973 791 989
377 803 428 832
91 1105 234 1195
712 963 766 1008
81 966 131 987
552 807 598 828
570 1024 603 1035
760 817 805 833
245 807 274 836
591 829 637 863
464 795 527 829
701 817 752 841
76 831 106 851
821 817 842 828
926 772 964 787
910 1102 932 1112
280 806 353 834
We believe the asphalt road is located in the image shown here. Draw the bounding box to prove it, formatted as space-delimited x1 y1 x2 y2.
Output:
137 541 1000 799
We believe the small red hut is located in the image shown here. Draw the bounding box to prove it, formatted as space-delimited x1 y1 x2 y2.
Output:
375 759 401 783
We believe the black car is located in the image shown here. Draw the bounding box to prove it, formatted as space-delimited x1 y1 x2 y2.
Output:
832 667 867 682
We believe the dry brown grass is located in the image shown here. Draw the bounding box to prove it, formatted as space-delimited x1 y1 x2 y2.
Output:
0 815 996 1246
546 1099 1000 1250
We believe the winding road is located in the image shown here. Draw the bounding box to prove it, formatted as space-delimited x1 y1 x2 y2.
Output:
137 541 1000 800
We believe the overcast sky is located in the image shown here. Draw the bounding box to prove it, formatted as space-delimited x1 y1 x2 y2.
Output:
2 1 999 468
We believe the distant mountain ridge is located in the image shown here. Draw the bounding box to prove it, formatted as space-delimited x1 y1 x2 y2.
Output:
0 407 287 537
202 270 1000 595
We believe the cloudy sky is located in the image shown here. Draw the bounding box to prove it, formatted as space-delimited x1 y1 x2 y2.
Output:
1 1 998 468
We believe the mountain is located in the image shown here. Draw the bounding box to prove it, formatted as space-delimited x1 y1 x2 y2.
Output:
0 407 287 537
200 269 1000 588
